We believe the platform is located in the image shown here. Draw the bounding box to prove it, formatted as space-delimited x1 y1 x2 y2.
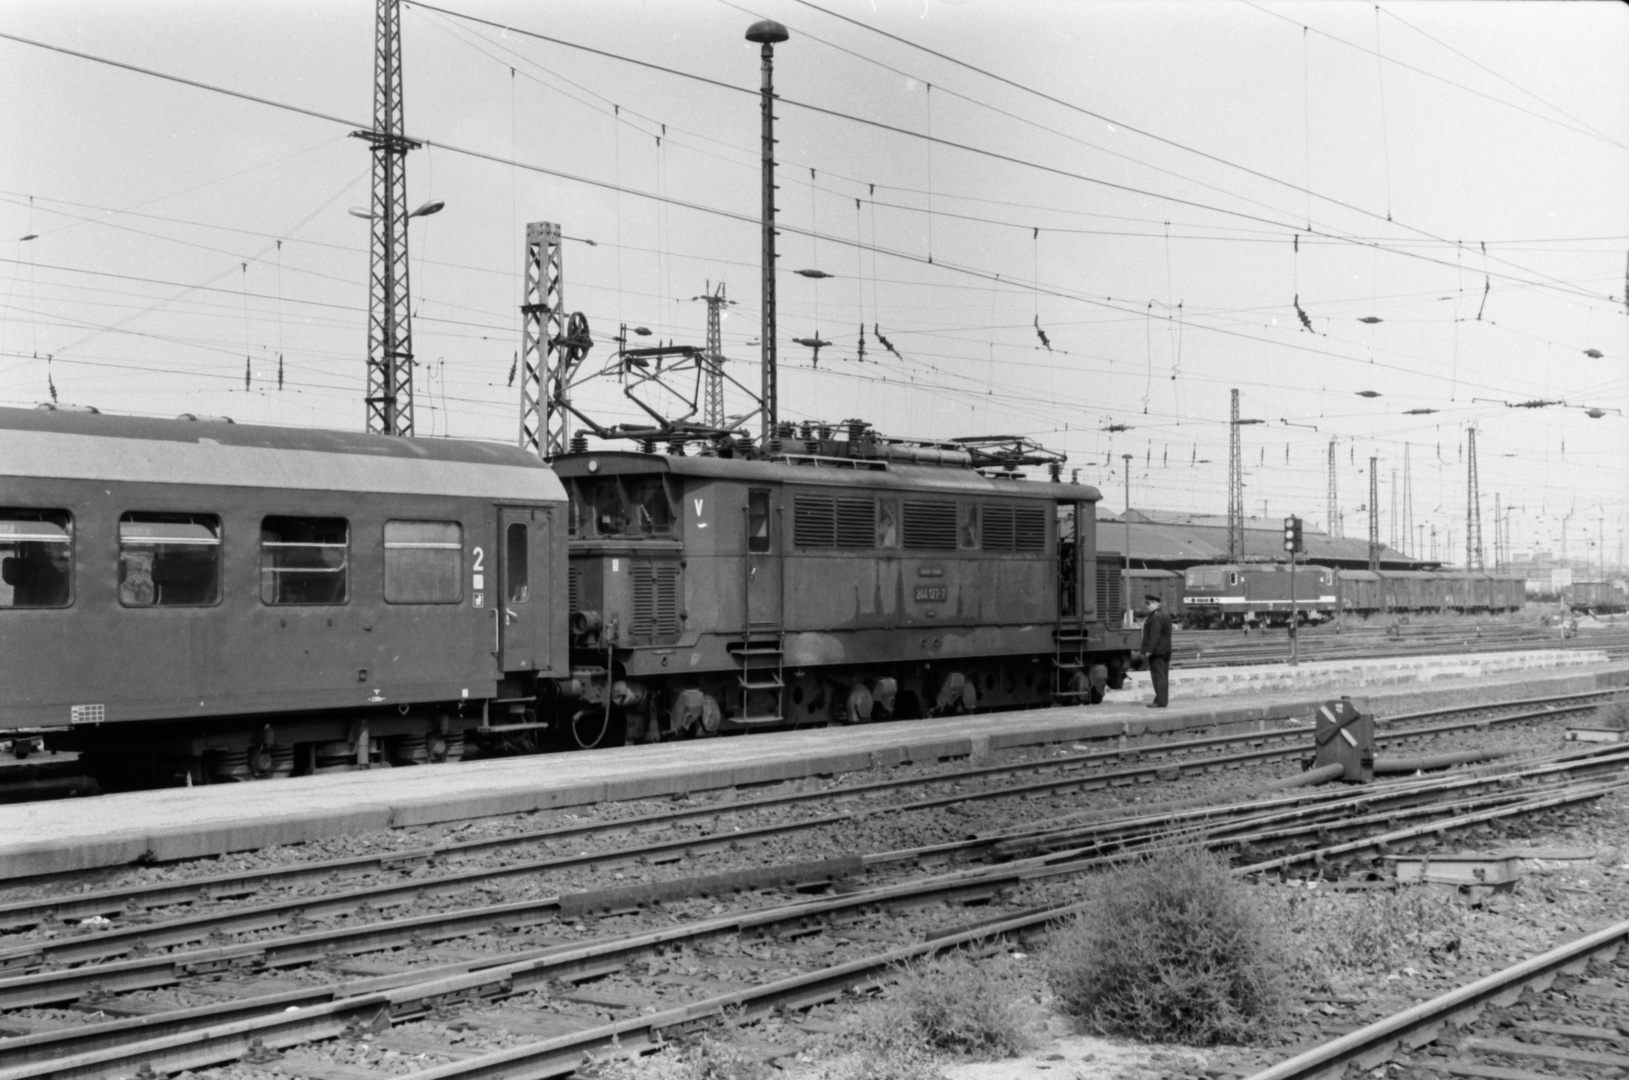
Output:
2 654 1626 881
1115 648 1611 704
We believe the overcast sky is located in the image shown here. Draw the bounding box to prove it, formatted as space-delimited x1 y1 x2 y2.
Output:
2 0 1624 568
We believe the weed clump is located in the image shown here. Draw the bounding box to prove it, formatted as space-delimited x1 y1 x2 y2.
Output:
1045 845 1287 1045
1274 880 1466 975
1594 697 1629 730
833 950 1041 1079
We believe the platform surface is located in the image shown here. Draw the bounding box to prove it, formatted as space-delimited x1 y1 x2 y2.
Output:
2 652 1625 880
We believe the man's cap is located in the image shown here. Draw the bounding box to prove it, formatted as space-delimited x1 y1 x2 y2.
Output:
1144 594 1163 604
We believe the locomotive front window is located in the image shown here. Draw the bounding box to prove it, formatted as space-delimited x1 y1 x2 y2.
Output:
383 520 463 604
260 516 348 605
0 510 72 609
118 513 221 607
626 478 674 536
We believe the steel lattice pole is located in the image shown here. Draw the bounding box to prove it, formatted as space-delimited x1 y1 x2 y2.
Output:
356 0 419 436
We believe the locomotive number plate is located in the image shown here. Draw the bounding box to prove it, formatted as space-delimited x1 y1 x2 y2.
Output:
913 586 948 602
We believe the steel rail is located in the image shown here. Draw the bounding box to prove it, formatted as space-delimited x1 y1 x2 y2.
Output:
1241 916 1629 1080
1 684 1605 935
4 776 1621 1080
0 697 1607 981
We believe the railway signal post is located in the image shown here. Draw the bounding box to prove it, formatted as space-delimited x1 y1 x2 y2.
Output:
1284 515 1304 665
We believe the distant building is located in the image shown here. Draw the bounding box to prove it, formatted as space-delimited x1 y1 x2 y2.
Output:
1079 508 1429 572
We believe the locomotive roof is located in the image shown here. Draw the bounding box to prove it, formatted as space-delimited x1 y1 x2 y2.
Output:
551 450 1103 503
0 407 564 502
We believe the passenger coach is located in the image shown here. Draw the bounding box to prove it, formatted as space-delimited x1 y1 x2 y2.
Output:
0 406 569 786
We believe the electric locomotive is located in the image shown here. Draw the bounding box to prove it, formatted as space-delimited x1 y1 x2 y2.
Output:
553 426 1139 746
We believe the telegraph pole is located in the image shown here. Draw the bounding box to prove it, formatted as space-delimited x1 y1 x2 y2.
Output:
355 0 421 436
747 20 789 446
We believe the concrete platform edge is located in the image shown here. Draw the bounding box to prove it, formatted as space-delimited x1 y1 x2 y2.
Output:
4 660 1627 880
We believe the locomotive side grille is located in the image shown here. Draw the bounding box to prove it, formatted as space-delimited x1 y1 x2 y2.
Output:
1096 561 1123 625
981 506 1016 550
793 495 837 547
835 497 875 548
902 501 958 550
631 562 680 639
1014 507 1047 552
568 566 581 614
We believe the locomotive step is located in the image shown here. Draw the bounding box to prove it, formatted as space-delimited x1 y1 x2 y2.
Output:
731 713 786 725
730 645 785 656
737 676 786 691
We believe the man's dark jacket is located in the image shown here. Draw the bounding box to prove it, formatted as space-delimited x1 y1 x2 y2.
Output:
1141 608 1174 657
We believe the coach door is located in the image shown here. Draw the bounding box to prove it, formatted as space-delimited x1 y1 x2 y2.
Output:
496 507 548 673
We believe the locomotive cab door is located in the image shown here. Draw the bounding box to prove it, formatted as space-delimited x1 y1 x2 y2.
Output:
496 506 549 673
743 488 781 630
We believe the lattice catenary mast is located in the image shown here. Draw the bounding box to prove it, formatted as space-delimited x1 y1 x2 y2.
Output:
695 283 731 428
1368 457 1380 572
1326 438 1339 539
1228 388 1244 561
519 222 564 458
354 0 420 436
1466 426 1484 570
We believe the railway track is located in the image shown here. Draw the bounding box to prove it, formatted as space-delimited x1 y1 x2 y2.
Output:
0 696 1623 1080
1245 916 1629 1080
1175 624 1629 668
0 758 1624 1080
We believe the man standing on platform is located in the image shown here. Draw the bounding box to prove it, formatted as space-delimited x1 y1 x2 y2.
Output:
1140 594 1174 708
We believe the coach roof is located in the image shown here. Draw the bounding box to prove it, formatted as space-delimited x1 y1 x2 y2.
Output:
0 407 564 502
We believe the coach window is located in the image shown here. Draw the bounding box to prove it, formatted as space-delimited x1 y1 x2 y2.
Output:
260 517 348 605
506 522 528 603
118 513 221 607
383 520 463 604
747 489 771 553
0 510 72 609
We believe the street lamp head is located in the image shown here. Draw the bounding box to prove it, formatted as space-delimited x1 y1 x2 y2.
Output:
409 199 445 219
746 19 789 44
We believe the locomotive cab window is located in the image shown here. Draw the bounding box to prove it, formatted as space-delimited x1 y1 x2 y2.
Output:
260 517 348 605
0 510 72 609
118 513 221 607
746 489 771 553
383 520 463 604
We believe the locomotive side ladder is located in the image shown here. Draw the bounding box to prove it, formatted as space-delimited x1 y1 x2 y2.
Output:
1052 506 1101 704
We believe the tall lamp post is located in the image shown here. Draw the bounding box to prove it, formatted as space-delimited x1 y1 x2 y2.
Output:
746 19 789 447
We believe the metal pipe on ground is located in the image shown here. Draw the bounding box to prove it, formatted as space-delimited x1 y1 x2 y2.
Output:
1268 763 1346 788
1373 748 1514 774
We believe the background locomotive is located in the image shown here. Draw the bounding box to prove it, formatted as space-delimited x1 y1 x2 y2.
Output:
1 408 1136 785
